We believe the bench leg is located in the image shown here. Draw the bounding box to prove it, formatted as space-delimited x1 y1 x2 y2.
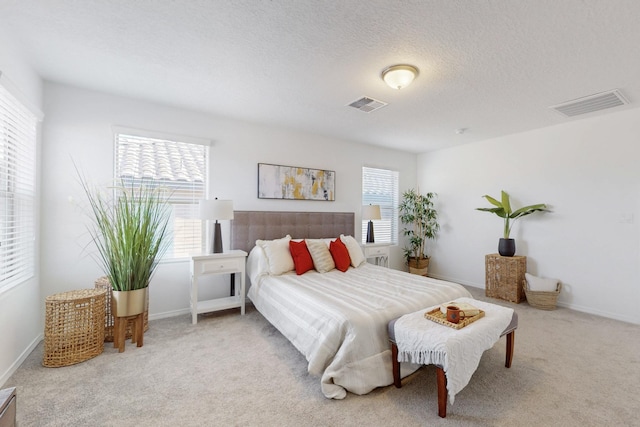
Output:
436 367 447 418
392 341 448 417
505 331 515 368
390 342 402 388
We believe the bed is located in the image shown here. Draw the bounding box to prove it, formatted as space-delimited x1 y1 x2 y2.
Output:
231 211 472 399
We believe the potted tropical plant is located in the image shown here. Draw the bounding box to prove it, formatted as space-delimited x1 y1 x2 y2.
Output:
399 189 439 275
476 190 548 257
80 176 171 319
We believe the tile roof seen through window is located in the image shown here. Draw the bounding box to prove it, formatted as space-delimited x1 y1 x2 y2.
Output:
116 134 206 183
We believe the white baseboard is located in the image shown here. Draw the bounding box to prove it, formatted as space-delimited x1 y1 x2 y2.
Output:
1 333 42 388
429 273 639 325
148 308 190 321
427 273 484 290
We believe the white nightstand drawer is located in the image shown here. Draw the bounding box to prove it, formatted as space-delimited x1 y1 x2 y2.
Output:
198 258 242 274
366 246 388 256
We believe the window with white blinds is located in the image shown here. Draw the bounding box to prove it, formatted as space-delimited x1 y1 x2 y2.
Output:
115 131 209 259
362 166 399 244
0 83 37 291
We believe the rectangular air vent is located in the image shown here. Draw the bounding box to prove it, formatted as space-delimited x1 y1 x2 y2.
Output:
347 96 388 113
549 89 629 117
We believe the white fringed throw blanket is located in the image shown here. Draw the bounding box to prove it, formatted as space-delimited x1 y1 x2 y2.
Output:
395 298 514 404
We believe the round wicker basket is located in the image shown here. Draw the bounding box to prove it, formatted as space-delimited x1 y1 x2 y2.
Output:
523 280 562 310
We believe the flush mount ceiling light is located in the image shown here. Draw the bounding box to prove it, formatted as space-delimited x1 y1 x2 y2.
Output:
381 64 419 90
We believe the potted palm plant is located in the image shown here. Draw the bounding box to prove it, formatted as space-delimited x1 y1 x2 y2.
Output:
80 176 170 319
399 189 439 275
476 190 548 256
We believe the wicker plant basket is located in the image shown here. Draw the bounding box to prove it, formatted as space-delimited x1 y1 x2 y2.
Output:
43 289 106 367
523 280 562 310
94 277 149 342
408 257 430 276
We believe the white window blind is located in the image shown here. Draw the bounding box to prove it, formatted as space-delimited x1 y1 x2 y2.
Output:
362 166 399 244
115 132 208 259
0 83 37 291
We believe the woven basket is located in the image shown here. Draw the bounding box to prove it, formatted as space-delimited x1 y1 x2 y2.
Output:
523 280 562 310
43 289 106 367
94 277 149 342
485 254 527 303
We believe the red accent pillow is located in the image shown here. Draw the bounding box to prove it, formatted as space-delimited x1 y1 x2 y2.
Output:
329 238 351 272
289 240 314 275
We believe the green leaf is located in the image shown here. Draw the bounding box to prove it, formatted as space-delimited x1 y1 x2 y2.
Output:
476 207 507 218
481 194 503 208
500 191 512 215
510 204 547 219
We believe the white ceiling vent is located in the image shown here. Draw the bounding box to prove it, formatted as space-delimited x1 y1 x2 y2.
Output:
347 96 388 113
549 89 629 117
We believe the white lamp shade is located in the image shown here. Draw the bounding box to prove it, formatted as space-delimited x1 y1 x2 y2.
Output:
382 64 418 90
199 199 234 221
362 204 381 221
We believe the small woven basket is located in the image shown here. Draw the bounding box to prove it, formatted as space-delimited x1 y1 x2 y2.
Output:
523 280 562 310
43 289 106 367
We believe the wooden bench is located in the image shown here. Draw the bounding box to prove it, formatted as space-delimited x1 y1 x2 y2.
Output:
388 310 518 418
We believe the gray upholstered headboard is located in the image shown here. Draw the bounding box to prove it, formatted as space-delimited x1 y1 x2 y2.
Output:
231 211 355 253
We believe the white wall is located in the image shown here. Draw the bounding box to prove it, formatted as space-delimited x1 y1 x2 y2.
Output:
0 27 44 386
417 108 640 324
40 82 417 321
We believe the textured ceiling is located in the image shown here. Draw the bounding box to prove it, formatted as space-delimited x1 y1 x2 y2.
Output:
2 0 640 153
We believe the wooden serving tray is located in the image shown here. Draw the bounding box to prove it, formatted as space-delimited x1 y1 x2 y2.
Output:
424 307 485 329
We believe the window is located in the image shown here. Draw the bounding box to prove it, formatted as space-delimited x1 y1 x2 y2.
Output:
362 166 399 244
0 83 38 291
115 129 209 259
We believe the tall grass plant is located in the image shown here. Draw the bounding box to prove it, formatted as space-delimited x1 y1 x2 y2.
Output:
80 177 171 291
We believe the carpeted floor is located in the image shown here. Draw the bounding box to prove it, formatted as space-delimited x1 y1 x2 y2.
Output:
5 286 640 427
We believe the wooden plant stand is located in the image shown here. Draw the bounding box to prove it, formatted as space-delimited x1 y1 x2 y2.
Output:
113 313 145 353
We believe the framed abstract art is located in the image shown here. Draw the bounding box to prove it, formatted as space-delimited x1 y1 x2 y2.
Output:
257 163 335 201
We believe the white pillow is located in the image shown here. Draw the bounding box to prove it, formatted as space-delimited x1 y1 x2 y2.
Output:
256 235 294 275
305 239 335 273
525 273 559 292
246 245 269 284
340 234 366 267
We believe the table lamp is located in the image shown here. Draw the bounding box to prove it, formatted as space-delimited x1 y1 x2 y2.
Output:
199 198 234 253
362 204 381 243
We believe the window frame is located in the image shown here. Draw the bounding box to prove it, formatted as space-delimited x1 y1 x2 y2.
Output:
0 77 42 293
361 166 399 245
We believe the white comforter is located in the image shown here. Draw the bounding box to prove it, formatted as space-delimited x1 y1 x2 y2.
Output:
247 250 472 399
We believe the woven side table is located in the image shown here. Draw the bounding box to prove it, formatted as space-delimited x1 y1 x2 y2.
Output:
485 254 527 303
43 289 107 367
95 276 149 342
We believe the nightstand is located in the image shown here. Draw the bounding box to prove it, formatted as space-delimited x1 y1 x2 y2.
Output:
190 250 248 324
361 243 391 267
